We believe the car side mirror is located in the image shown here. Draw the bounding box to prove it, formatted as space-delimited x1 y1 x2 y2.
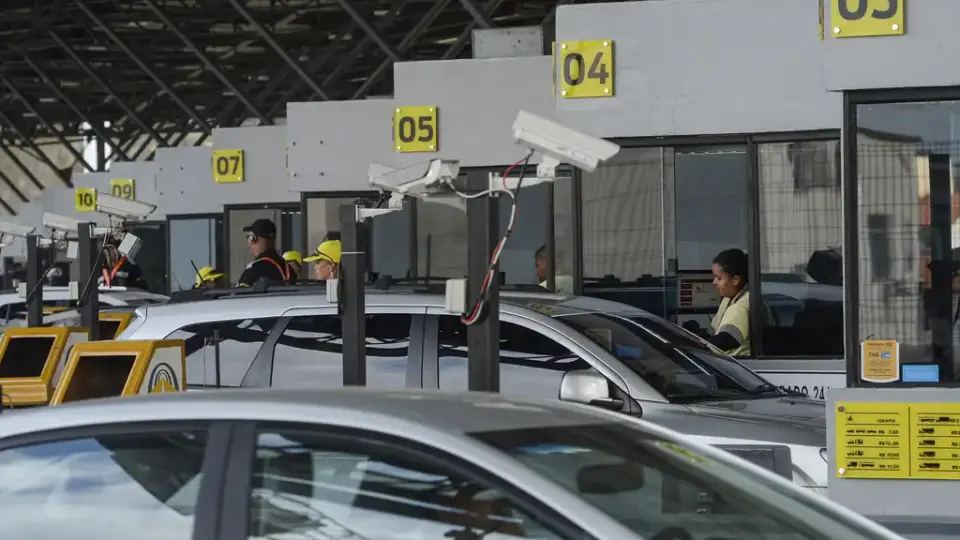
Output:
560 370 624 411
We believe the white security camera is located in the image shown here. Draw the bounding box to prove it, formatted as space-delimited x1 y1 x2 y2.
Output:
368 159 460 199
43 212 82 234
95 192 156 222
512 110 620 177
0 220 36 238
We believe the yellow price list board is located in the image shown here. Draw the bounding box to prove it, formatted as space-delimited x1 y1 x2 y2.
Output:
836 402 960 480
835 402 909 479
830 0 905 38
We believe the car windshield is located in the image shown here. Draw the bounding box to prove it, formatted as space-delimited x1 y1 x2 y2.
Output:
553 311 777 402
470 423 887 540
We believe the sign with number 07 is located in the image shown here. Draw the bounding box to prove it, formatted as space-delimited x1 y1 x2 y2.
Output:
212 149 245 184
558 40 614 99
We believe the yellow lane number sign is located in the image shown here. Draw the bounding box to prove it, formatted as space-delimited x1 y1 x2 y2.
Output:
559 40 614 98
831 0 904 38
393 106 438 153
110 178 135 200
212 149 244 183
75 188 97 212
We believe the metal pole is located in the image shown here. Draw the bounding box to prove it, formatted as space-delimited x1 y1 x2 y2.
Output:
78 223 99 340
340 204 367 386
25 235 42 327
545 183 556 292
466 170 499 392
929 154 953 382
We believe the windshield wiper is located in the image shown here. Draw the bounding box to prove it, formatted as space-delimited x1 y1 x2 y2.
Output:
747 382 805 397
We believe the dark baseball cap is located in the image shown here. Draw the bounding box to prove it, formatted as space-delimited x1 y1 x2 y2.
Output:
242 218 277 238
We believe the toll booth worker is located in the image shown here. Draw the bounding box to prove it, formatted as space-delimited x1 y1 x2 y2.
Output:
709 248 752 356
100 239 148 290
283 250 303 282
534 245 574 294
304 240 341 280
237 219 291 287
194 266 226 289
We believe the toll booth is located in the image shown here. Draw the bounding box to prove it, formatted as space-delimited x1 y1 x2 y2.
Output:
98 311 136 339
49 340 185 405
0 326 89 407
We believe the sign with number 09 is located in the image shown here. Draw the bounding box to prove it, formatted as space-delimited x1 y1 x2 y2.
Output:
110 178 135 200
393 106 438 153
75 188 97 212
830 0 904 38
558 40 614 99
212 149 245 183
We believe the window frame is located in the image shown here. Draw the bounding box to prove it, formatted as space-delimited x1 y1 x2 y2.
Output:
0 420 234 540
166 317 283 389
220 420 597 540
241 306 428 388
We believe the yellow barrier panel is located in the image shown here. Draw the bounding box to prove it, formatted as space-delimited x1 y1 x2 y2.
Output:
0 327 89 407
99 311 136 339
50 339 186 405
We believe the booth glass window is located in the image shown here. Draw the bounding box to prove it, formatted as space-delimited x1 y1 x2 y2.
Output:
304 195 399 279
168 216 221 293
856 101 960 382
757 141 843 357
226 206 299 284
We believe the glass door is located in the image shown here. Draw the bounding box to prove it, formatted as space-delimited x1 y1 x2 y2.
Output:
167 214 223 293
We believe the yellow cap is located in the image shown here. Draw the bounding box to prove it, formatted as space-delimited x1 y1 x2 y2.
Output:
303 240 341 264
283 250 303 265
195 266 225 287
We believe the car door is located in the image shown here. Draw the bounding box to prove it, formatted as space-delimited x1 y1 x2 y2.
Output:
241 306 428 389
0 420 232 540
216 421 604 540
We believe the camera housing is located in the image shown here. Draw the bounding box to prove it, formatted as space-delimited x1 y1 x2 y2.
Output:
42 213 83 235
368 159 460 199
0 221 37 248
95 192 156 222
512 110 620 175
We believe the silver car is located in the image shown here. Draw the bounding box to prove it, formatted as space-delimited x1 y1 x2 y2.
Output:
0 388 902 540
118 287 829 490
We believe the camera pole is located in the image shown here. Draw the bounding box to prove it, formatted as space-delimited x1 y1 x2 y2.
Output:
78 222 100 341
25 234 42 327
465 169 500 392
339 203 366 386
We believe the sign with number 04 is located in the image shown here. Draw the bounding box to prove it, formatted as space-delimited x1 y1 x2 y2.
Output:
212 149 245 183
110 178 135 200
75 188 97 212
393 106 438 153
558 40 614 99
830 0 904 38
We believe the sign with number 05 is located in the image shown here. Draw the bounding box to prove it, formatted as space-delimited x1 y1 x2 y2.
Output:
212 149 245 183
558 40 614 99
75 188 97 212
830 0 904 38
393 106 438 153
110 178 135 200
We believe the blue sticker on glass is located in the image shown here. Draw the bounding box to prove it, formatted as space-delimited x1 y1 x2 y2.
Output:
517 444 591 455
614 345 644 358
902 364 939 383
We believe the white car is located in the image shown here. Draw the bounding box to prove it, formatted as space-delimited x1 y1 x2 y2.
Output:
0 286 168 329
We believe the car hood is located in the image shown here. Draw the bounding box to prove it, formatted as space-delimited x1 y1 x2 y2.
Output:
645 396 826 447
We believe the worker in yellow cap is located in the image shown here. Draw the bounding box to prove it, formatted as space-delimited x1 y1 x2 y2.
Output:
283 250 303 282
303 239 341 280
193 266 226 289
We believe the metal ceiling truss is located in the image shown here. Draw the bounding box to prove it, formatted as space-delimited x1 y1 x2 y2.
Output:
0 0 585 180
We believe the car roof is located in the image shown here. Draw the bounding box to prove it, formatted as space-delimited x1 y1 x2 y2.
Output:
0 388 625 439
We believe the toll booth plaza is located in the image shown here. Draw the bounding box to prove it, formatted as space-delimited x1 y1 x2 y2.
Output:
1 0 960 532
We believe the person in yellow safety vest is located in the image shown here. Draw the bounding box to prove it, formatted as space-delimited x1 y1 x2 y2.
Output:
709 248 754 356
303 240 341 280
534 245 574 294
194 266 226 289
283 250 303 282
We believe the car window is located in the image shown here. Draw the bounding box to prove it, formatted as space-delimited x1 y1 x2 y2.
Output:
0 428 208 540
270 314 412 389
247 428 567 540
554 312 771 403
166 318 280 387
437 315 591 398
472 423 874 540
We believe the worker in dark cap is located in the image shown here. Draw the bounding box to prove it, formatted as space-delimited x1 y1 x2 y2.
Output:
237 218 291 287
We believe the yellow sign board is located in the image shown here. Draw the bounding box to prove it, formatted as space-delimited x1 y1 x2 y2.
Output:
109 178 135 200
835 402 909 479
830 0 904 38
911 403 960 479
861 340 900 383
393 106 438 153
212 149 245 183
74 188 97 212
558 40 614 99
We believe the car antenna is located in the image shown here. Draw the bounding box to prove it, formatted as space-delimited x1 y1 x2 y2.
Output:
190 261 203 289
